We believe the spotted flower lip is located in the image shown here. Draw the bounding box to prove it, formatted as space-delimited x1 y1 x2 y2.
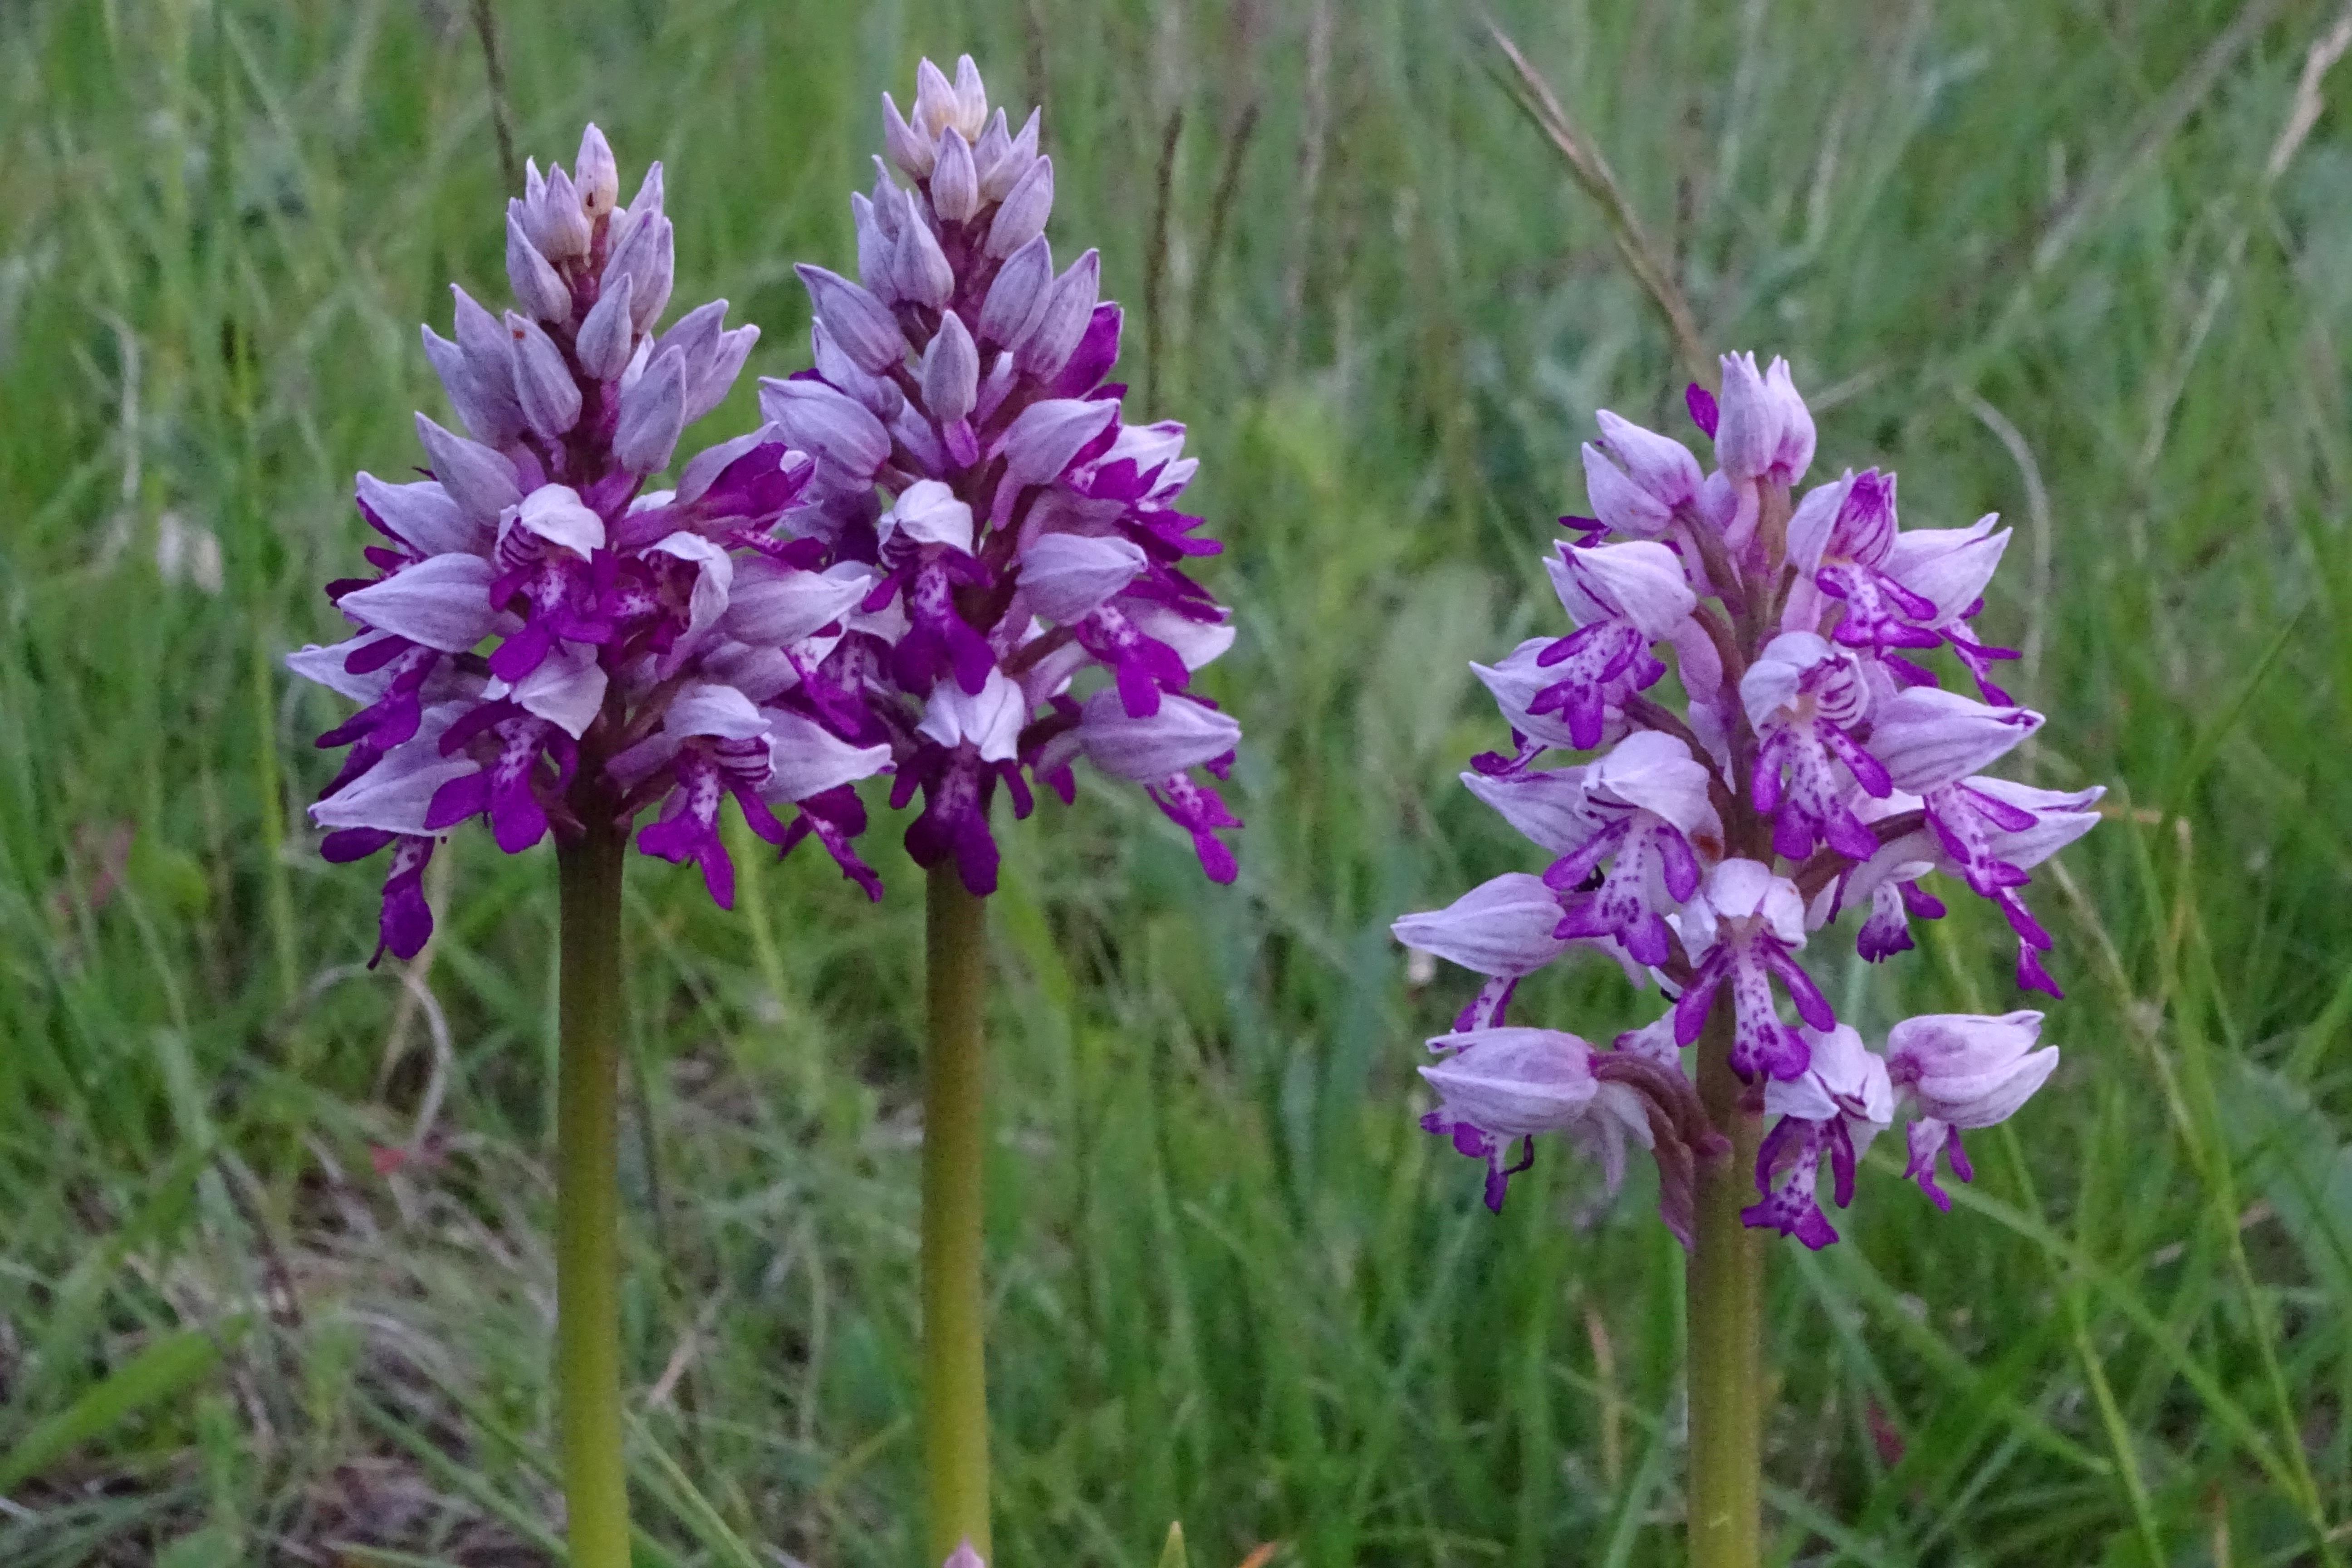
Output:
1744 1021 1894 1248
1399 350 2090 1249
293 125 892 963
771 54 1242 896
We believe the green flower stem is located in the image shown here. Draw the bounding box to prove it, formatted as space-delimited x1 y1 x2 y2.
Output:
1687 1005 1763 1568
922 864 992 1564
556 818 632 1568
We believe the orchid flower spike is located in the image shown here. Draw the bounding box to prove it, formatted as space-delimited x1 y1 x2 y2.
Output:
293 126 893 962
1393 355 2095 1250
765 55 1242 896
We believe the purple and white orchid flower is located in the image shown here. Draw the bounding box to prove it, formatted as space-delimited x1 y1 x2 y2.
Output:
1395 354 2094 1250
764 55 1242 897
294 127 891 961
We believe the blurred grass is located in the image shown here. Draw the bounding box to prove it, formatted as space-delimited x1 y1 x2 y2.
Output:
3 0 2352 1563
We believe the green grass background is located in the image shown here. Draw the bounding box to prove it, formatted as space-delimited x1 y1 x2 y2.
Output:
5 0 2352 1563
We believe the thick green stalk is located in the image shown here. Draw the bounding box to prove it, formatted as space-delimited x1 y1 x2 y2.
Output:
556 820 632 1568
922 865 991 1564
1687 1006 1763 1568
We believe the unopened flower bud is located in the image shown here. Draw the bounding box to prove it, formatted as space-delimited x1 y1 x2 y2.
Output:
1713 350 1775 484
757 377 892 479
931 130 980 222
1581 442 1673 539
1014 248 1098 381
979 107 1041 201
974 348 1018 425
952 56 989 135
978 235 1054 348
893 209 955 309
911 57 990 143
532 165 592 261
421 325 524 447
505 312 583 439
505 209 571 323
799 265 906 375
922 311 980 426
882 92 935 177
1763 357 1815 484
623 161 665 229
685 324 757 424
985 156 1054 259
413 412 522 522
615 348 687 474
575 273 637 382
852 191 899 301
606 211 673 333
971 112 1012 190
1595 409 1702 510
574 124 619 219
812 321 903 420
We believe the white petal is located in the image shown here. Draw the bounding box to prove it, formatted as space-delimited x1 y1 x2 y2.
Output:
921 668 1029 762
763 709 892 801
664 681 770 741
490 639 608 737
1585 730 1713 836
511 484 607 557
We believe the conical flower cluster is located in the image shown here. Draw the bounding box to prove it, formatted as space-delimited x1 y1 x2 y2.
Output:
764 55 1242 895
294 127 891 960
1396 357 2097 1248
